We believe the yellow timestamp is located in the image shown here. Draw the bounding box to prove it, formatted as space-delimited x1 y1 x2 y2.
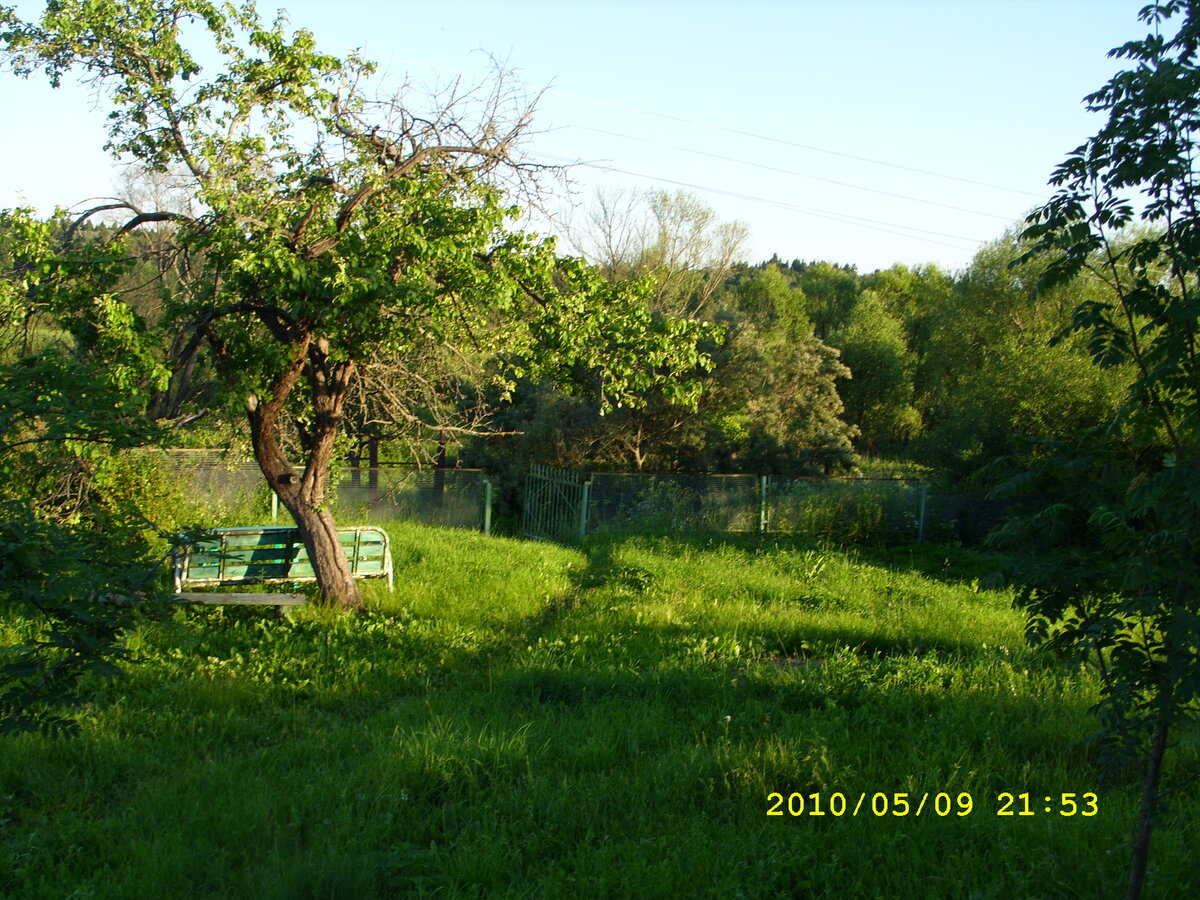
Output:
996 791 1099 817
766 791 1099 818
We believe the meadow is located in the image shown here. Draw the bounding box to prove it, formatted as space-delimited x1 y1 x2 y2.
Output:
2 523 1197 898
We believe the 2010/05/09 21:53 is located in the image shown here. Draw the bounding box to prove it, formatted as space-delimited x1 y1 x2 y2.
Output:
766 791 1099 818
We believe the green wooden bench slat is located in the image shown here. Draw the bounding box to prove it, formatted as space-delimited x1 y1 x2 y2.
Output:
174 525 393 594
211 549 296 565
220 534 298 548
220 564 294 580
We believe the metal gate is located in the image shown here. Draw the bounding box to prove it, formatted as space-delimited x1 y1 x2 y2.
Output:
522 463 591 544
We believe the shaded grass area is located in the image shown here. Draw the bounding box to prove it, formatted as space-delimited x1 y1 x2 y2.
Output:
2 525 1197 898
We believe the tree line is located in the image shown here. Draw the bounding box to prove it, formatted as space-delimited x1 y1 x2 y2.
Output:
465 191 1130 487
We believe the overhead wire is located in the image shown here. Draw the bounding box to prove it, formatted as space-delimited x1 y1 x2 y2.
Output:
550 89 1049 200
382 54 1031 254
568 125 1017 221
384 54 1044 201
533 153 985 251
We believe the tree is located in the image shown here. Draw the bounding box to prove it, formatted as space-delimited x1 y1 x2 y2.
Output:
831 291 921 455
507 222 859 475
792 260 860 339
0 208 171 733
2 0 710 610
859 262 953 394
726 262 811 343
570 188 748 317
729 324 857 475
914 233 1126 477
997 3 1200 896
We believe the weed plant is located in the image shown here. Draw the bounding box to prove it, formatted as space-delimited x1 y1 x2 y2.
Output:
2 524 1196 898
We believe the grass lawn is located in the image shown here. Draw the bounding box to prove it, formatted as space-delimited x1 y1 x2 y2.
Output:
2 524 1197 898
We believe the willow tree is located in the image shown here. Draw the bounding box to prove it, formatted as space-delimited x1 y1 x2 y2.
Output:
2 0 709 610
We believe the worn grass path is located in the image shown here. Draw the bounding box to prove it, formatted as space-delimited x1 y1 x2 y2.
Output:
2 525 1196 897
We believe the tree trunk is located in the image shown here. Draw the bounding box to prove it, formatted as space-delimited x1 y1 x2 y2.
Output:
433 437 447 507
285 496 363 611
1126 708 1170 900
244 333 364 611
368 436 379 490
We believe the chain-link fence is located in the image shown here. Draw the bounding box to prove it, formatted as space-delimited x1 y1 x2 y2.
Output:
148 450 273 524
588 474 761 535
530 465 990 545
148 451 492 532
151 452 990 544
333 466 491 531
766 477 928 542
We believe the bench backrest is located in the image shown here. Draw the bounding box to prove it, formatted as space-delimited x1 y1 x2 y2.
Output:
175 526 393 590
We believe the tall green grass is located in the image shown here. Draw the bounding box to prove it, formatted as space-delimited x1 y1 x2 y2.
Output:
2 524 1196 898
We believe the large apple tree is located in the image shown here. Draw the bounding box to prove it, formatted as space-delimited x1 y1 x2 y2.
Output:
1 0 710 611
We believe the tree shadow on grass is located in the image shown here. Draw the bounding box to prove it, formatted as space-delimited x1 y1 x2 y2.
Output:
563 535 1016 663
138 527 1032 738
855 542 1013 591
582 529 1014 592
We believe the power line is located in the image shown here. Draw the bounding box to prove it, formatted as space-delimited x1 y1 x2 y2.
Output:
384 55 1046 201
535 153 985 251
568 125 1018 222
382 55 1010 255
553 90 1049 200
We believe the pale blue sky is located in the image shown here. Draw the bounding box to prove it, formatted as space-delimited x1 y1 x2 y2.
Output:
0 1 1151 272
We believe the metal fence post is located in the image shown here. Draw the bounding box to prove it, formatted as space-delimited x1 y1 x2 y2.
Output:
578 477 591 542
271 490 279 522
482 477 493 535
759 475 769 534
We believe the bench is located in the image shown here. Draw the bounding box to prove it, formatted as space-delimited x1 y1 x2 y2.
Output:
173 525 394 608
